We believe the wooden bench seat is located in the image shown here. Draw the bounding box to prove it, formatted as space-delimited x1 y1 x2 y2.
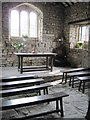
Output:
0 78 44 89
0 83 52 97
78 76 90 93
1 74 38 82
61 68 90 83
1 92 69 119
68 71 90 88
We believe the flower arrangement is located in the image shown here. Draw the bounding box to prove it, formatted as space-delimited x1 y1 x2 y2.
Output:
11 41 24 53
77 41 83 48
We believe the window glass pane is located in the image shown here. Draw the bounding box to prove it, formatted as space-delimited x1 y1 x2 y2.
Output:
81 26 86 42
11 10 19 37
86 26 89 41
79 27 82 41
79 25 89 42
30 12 37 37
20 11 28 37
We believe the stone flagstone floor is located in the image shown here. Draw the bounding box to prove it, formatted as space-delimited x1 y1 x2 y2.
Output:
0 67 89 119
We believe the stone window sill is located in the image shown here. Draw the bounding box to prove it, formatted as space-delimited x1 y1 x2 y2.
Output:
10 37 39 41
70 48 88 52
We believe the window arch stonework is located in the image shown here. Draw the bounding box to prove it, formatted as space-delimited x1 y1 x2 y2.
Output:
10 3 43 41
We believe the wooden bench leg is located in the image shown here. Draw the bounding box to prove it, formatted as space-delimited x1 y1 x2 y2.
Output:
18 56 20 71
69 77 72 86
65 73 67 83
46 88 48 94
62 73 64 83
82 81 85 93
72 76 74 88
38 90 41 95
43 89 46 95
45 88 49 104
78 80 82 91
56 100 59 112
38 87 48 96
60 98 64 117
43 87 48 95
20 57 23 74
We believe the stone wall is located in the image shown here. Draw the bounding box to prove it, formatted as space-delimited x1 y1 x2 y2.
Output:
2 2 90 68
67 48 89 68
2 2 64 67
89 26 90 67
64 2 90 67
0 2 2 68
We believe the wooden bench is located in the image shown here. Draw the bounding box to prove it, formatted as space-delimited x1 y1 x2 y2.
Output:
68 71 90 88
1 78 44 89
61 68 90 83
1 74 38 82
1 92 69 119
78 76 90 93
0 83 52 97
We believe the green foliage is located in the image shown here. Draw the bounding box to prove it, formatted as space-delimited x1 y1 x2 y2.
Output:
11 41 24 52
77 41 83 48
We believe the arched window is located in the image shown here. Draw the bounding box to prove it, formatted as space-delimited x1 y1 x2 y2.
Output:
10 10 19 37
10 3 43 40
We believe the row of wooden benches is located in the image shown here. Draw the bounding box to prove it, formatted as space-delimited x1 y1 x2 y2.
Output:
0 74 69 119
1 67 89 119
61 67 90 93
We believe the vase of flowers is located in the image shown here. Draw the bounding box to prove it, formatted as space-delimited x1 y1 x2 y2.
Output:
77 41 83 48
11 41 24 53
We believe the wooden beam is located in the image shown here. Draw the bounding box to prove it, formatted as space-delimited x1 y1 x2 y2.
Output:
61 3 67 8
65 2 71 7
71 2 74 5
68 18 90 25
